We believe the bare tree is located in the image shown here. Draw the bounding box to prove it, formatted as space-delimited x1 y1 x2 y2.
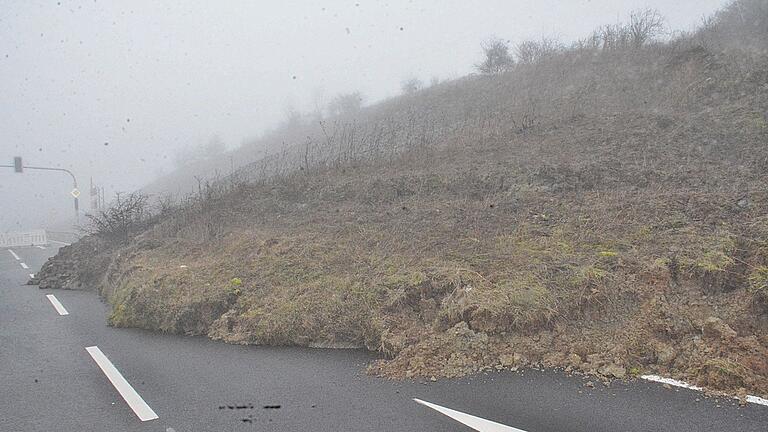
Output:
515 37 562 64
327 91 364 117
400 77 423 94
596 24 631 51
476 37 514 74
628 8 665 48
84 192 150 244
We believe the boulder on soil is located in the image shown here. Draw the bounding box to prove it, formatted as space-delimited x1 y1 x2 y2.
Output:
654 342 677 366
599 363 627 379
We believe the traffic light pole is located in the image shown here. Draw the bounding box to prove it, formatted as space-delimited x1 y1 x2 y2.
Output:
1 161 80 224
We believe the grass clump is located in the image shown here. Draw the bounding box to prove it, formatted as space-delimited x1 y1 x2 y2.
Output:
109 303 132 327
674 231 746 293
229 277 243 296
438 273 555 333
695 250 735 273
749 266 768 308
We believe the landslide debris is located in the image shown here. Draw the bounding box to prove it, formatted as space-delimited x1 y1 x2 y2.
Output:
30 236 113 290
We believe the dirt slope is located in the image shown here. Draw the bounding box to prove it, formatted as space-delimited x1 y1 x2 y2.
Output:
34 0 768 400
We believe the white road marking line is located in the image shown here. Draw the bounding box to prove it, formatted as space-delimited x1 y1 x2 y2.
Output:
49 240 71 246
414 399 527 432
641 375 768 408
20 262 29 269
641 375 703 391
36 245 46 249
85 346 159 422
45 294 69 316
8 249 20 260
746 395 768 407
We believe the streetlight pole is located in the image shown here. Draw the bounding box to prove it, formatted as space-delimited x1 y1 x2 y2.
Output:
1 158 80 224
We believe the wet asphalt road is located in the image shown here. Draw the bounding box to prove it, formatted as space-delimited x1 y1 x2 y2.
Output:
1 245 767 431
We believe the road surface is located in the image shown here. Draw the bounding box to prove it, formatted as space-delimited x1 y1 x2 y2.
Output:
1 245 767 431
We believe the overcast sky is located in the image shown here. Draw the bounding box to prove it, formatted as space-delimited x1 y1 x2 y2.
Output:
0 0 729 232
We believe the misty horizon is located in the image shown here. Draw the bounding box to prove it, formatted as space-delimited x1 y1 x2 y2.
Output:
1 0 728 232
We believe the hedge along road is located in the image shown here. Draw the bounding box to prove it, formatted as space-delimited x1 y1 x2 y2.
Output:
1 246 767 431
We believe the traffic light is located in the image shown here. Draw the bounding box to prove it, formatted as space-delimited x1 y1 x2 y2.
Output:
14 157 22 173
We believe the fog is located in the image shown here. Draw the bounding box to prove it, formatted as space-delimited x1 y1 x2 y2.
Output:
0 0 728 232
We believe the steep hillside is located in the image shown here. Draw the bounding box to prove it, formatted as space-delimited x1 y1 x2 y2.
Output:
35 0 768 399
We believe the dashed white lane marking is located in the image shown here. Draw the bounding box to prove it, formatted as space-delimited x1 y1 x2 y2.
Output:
20 262 29 269
641 375 768 407
85 346 159 422
36 245 46 249
45 294 69 316
49 240 71 246
414 399 526 432
8 249 20 260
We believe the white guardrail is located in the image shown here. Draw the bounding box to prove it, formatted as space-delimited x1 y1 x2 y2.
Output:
0 230 48 248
